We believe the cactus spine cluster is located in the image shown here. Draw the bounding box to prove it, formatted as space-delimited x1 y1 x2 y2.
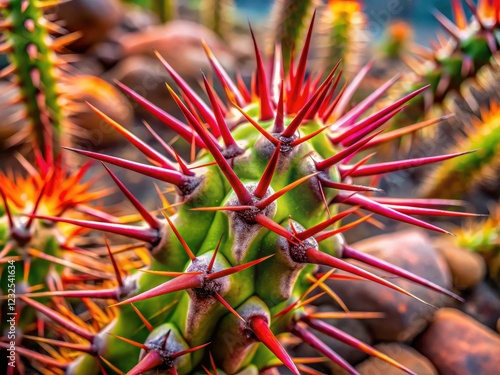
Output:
1 7 479 375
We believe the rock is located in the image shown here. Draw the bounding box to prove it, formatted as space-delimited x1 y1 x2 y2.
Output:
416 308 500 375
117 20 236 77
433 237 486 289
289 305 372 372
456 281 500 330
355 343 438 375
51 0 123 51
103 55 181 119
61 75 134 149
326 230 452 341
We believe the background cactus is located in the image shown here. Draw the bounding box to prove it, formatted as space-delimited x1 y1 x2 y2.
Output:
453 202 500 287
314 0 368 79
0 16 479 375
199 0 234 40
0 0 135 155
267 0 320 73
0 0 69 161
387 0 500 135
421 102 500 199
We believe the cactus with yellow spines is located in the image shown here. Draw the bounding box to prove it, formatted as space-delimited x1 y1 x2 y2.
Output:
0 0 70 161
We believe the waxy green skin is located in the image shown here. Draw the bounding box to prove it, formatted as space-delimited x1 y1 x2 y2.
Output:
70 113 343 374
1 0 63 158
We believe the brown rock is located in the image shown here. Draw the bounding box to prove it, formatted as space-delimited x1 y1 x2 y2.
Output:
103 55 181 119
434 237 486 289
416 308 500 375
61 75 134 148
356 343 438 375
52 0 123 50
117 20 236 78
326 230 452 341
457 281 500 330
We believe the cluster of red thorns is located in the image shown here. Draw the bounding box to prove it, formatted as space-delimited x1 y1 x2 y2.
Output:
1 13 484 375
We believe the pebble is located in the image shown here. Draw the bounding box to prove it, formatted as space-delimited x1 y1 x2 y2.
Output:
456 281 500 330
52 0 123 51
355 343 438 375
416 308 500 375
326 230 453 342
62 75 134 148
117 20 236 77
433 237 486 289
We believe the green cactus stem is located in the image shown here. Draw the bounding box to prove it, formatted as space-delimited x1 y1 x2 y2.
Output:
0 0 69 162
2 14 476 375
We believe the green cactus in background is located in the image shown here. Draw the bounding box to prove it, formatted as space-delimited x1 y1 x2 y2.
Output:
199 0 234 40
391 0 500 125
315 0 368 78
1 14 477 375
421 102 500 199
455 203 500 286
268 0 320 72
0 0 69 162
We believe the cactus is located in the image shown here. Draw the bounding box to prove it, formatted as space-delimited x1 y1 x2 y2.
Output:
0 0 132 155
268 0 320 72
420 102 500 199
1 14 478 375
390 0 500 134
454 203 500 286
0 0 71 161
379 20 413 60
314 0 368 78
199 0 234 40
152 0 177 23
0 152 112 344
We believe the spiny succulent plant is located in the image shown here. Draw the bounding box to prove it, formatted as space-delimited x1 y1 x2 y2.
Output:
421 102 500 199
314 0 368 78
393 0 500 122
0 0 132 155
2 14 478 375
379 20 414 60
268 0 320 72
454 202 500 286
0 151 119 359
152 0 177 23
199 0 234 40
0 0 74 161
